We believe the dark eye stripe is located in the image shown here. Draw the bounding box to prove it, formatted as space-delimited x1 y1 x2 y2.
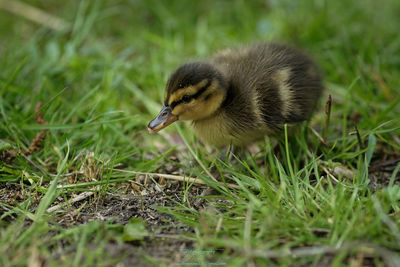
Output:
170 99 183 109
192 80 211 99
169 80 211 109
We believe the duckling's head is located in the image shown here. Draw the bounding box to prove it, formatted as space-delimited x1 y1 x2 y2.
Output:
148 62 227 134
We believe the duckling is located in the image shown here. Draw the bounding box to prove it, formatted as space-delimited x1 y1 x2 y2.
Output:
148 42 323 147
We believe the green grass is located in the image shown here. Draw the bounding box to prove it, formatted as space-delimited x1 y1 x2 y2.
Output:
1 0 400 266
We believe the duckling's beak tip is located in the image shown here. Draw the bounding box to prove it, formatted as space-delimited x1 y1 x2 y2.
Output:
147 126 158 134
147 106 178 135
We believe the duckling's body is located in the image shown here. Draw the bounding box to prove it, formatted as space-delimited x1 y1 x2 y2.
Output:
148 43 323 147
191 107 272 147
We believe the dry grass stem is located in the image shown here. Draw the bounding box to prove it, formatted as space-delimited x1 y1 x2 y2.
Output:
46 191 95 213
322 94 332 141
0 0 70 31
112 168 241 189
309 126 329 147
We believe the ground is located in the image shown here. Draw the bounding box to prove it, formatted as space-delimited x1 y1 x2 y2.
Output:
1 0 400 266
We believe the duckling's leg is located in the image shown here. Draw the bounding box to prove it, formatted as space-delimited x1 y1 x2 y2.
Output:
226 144 236 162
207 145 239 179
218 144 241 163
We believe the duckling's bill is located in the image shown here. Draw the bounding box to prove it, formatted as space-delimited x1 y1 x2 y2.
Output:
147 106 178 134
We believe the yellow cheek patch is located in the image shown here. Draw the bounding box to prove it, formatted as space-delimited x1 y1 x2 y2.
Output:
171 103 185 115
167 79 208 106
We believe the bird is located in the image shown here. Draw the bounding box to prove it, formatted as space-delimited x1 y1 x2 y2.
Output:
147 42 323 147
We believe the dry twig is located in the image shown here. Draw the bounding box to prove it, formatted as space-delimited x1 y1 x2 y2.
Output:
309 126 328 147
112 169 241 189
46 191 95 213
318 162 343 184
350 125 363 149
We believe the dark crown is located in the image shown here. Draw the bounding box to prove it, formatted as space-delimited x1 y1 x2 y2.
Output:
166 62 226 95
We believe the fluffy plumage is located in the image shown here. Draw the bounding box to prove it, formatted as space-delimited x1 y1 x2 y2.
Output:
148 42 323 146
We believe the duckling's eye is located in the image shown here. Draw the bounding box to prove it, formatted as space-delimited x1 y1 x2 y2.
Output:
182 95 192 103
